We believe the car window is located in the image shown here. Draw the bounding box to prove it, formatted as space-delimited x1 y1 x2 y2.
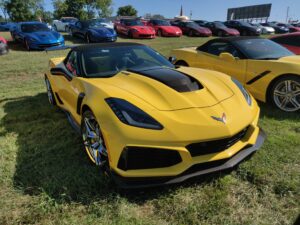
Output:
65 51 79 76
203 42 242 58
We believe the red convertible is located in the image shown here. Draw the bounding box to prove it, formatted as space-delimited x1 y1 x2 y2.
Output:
147 19 182 37
115 19 156 39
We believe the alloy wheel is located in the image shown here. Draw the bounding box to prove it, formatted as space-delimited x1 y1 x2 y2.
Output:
273 79 300 112
82 111 108 167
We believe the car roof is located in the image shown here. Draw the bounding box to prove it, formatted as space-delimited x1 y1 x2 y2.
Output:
72 42 145 51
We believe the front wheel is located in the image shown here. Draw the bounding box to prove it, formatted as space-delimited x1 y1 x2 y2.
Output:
81 110 109 168
270 76 300 112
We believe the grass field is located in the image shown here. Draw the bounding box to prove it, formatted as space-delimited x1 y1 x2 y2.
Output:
0 31 299 225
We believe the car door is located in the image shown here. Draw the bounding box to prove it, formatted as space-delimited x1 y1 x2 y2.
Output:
55 50 83 117
195 41 247 83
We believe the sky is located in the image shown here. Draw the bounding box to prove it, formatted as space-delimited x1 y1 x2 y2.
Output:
41 0 300 22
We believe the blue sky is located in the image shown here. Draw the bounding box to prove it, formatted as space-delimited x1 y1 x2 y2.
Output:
44 0 300 22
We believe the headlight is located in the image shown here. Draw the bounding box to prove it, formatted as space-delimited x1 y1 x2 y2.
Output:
105 98 163 130
231 78 252 106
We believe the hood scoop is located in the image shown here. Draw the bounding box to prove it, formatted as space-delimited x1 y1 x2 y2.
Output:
128 67 203 92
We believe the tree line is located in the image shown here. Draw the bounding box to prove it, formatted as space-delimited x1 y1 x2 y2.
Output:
0 0 146 22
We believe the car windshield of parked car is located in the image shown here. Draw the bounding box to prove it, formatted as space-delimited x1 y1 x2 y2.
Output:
124 20 144 26
81 45 174 77
186 22 200 28
152 20 171 26
234 39 294 60
21 23 49 32
87 20 105 28
214 22 227 28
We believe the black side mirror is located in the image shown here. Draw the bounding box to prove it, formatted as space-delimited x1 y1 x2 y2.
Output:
169 56 177 64
50 67 68 76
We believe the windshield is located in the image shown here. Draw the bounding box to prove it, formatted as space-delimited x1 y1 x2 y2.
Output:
186 22 200 28
21 23 49 32
235 39 294 60
214 22 227 28
86 20 105 28
239 21 251 27
152 20 171 26
124 20 144 26
81 45 174 77
62 18 77 23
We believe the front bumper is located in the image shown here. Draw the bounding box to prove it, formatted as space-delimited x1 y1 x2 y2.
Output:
29 41 65 50
132 33 156 39
111 129 266 188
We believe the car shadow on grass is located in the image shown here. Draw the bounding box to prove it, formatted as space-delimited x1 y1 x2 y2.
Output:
258 102 300 121
2 93 246 205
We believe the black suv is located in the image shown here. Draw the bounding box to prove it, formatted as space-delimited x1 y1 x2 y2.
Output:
224 20 261 36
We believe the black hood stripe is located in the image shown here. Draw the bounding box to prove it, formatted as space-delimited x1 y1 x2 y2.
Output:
128 67 203 92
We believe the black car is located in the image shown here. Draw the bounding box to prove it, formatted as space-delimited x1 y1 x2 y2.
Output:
224 20 261 36
260 22 289 34
202 21 240 36
193 20 208 26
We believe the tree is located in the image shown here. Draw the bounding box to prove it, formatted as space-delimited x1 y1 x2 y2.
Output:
0 0 8 21
117 5 137 17
6 0 43 22
52 0 68 19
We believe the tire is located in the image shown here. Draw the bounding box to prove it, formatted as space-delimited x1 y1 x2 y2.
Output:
44 75 56 106
86 33 91 43
242 30 248 36
24 39 30 51
81 110 109 170
217 30 223 37
188 30 194 37
269 76 300 112
175 60 189 67
157 29 163 37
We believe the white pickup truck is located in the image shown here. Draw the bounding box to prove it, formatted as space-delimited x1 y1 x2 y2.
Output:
52 17 78 32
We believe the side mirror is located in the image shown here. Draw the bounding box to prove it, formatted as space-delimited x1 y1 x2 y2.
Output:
50 67 68 76
168 56 177 64
219 52 236 62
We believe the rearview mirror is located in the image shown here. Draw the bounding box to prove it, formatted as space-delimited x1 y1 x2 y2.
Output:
219 52 236 62
50 67 68 76
168 56 177 64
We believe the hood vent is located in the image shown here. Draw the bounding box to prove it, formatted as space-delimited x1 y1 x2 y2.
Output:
128 67 203 92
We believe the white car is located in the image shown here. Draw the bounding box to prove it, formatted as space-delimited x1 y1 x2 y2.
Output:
52 17 78 32
94 18 114 29
253 23 275 34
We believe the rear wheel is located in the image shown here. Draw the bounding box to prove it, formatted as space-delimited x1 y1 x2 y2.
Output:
269 76 300 112
188 30 194 37
24 39 30 51
81 110 109 170
44 75 56 106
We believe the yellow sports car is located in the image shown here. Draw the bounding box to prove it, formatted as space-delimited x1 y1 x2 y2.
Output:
45 43 265 188
171 37 300 112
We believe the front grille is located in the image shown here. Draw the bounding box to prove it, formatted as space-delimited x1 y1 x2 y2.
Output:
118 147 182 171
139 34 152 38
186 127 249 157
38 43 61 48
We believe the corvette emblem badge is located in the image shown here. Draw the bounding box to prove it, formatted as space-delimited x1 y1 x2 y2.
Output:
211 113 227 124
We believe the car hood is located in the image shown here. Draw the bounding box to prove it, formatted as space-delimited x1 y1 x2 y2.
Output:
130 26 155 33
159 26 181 33
224 28 239 33
195 27 211 33
92 67 235 111
89 27 116 36
27 31 62 42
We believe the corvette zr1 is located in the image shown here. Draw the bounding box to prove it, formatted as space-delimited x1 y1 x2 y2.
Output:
171 37 300 112
45 43 265 188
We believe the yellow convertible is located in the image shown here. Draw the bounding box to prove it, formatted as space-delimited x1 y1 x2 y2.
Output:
45 43 265 188
171 37 300 112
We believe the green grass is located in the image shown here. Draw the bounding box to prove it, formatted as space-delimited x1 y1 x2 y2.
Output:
0 31 299 225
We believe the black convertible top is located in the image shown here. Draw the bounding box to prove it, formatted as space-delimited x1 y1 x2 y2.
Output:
208 36 262 43
72 42 144 51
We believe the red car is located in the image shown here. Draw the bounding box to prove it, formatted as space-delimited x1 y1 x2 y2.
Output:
270 32 300 54
115 19 155 39
171 20 212 37
0 36 8 55
147 19 182 37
